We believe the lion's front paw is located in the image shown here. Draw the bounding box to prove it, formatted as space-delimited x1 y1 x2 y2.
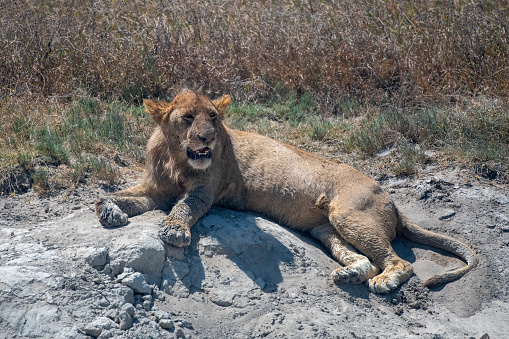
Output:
159 219 191 247
96 199 128 227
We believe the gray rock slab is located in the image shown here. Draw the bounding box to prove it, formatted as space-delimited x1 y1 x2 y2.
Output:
109 231 165 285
121 271 152 294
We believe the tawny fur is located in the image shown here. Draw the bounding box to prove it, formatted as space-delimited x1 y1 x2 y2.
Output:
95 90 477 294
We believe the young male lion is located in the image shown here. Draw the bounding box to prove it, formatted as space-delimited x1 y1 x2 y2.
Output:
95 90 477 294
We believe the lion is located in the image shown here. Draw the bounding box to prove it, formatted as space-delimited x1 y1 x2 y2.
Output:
95 90 477 294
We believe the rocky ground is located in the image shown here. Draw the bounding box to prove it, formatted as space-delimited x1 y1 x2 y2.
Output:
1 165 508 338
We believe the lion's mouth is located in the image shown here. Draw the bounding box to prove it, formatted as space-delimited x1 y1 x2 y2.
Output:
187 147 212 160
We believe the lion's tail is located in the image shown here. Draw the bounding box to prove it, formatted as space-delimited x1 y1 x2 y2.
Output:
398 212 478 289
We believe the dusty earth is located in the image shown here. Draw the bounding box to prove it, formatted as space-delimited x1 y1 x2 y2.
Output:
1 164 508 338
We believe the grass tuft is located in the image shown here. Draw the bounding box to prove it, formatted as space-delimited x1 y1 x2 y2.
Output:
32 167 49 193
36 127 70 165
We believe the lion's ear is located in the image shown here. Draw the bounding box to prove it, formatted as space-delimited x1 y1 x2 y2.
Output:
144 99 171 125
213 95 232 117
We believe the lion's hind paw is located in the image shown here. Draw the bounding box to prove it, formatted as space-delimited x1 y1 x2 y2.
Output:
331 258 379 285
368 275 400 294
367 261 414 294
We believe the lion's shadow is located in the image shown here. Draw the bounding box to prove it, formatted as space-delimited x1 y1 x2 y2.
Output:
161 207 440 300
187 208 296 293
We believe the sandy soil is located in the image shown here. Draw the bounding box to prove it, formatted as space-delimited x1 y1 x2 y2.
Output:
0 165 508 338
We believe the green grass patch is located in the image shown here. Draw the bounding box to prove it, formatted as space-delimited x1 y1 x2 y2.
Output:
32 167 49 193
310 119 333 141
1 92 508 194
0 97 152 193
348 102 509 177
392 140 428 176
36 127 70 165
69 156 120 186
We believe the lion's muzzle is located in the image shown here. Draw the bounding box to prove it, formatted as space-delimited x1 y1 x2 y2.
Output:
187 147 212 160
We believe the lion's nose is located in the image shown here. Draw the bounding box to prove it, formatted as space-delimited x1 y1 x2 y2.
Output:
197 134 215 144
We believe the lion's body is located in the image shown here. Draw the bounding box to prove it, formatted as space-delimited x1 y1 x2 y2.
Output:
95 91 477 294
214 130 385 231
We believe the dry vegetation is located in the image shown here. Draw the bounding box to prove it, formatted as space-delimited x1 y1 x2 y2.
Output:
1 0 508 193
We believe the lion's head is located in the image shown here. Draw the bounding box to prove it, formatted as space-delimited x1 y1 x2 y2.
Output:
144 91 231 170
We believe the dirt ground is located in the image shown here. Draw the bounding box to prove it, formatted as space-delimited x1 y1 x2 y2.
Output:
1 165 508 338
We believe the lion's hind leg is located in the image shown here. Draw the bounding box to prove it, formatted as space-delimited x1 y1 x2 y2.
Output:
328 208 414 294
310 224 379 284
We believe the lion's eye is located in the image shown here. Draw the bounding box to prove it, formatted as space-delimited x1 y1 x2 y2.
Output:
183 114 194 122
209 112 218 119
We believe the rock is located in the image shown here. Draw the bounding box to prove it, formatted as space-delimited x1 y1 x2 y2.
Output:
438 209 456 220
161 260 191 297
98 298 109 307
209 288 235 307
496 195 509 205
97 329 125 339
109 231 165 285
495 214 509 231
121 303 135 317
116 267 135 281
159 319 174 330
18 306 61 338
0 266 56 296
153 288 166 301
175 327 186 338
154 310 172 321
2 181 509 339
86 247 109 270
117 312 133 330
96 283 134 307
104 309 117 320
82 317 118 337
175 319 193 330
143 299 152 311
417 189 431 200
121 272 152 294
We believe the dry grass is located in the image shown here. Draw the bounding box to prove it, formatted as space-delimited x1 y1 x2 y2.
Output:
1 0 508 106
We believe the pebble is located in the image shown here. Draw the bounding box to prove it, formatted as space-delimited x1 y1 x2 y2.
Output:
122 303 135 317
86 247 109 270
159 319 174 330
175 328 186 338
154 310 172 321
121 272 152 294
438 209 456 220
82 317 118 337
175 319 193 329
117 312 133 330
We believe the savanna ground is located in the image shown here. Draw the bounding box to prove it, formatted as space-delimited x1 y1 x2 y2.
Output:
1 1 509 338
